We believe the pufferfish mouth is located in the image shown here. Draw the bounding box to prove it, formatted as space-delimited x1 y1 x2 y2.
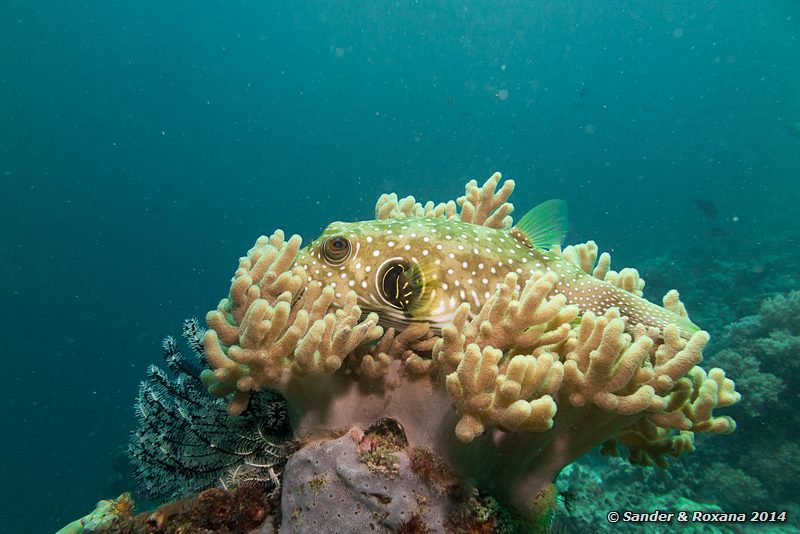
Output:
292 285 306 307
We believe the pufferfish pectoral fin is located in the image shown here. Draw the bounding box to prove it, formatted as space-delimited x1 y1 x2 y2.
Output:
400 258 440 319
511 199 568 249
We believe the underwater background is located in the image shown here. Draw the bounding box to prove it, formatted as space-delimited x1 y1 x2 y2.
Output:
2 1 799 532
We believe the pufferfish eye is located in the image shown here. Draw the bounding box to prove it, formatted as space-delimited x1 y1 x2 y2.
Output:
322 236 351 264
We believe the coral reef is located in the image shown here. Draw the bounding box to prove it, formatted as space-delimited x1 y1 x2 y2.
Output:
57 484 277 534
682 290 800 514
710 349 782 418
200 173 740 520
56 493 135 534
639 244 800 336
63 421 514 534
550 269 800 533
555 458 739 534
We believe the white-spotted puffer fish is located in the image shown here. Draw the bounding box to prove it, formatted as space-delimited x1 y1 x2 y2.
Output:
296 201 699 338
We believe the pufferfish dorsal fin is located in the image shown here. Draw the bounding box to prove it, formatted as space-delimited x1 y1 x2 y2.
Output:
510 199 568 249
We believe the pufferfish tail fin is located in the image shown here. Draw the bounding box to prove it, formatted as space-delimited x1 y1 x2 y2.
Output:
675 314 702 338
511 199 568 249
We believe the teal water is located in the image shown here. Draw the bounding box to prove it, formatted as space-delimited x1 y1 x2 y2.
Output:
2 2 799 532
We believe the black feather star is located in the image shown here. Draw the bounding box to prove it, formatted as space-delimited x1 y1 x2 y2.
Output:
129 317 292 500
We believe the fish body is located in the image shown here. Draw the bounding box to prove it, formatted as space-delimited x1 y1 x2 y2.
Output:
297 213 699 337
